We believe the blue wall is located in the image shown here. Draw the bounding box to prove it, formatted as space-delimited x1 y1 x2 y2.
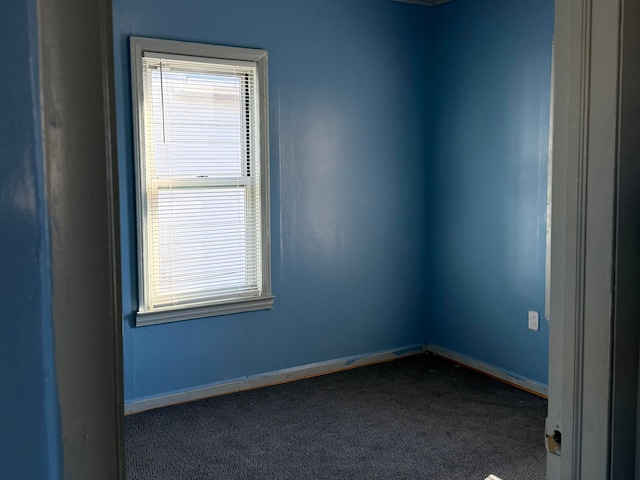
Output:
0 0 554 475
113 0 432 403
427 0 554 385
0 0 61 478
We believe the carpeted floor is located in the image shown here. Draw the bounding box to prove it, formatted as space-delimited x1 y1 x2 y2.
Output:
125 353 547 480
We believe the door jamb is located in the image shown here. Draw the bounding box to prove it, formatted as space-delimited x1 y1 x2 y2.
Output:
39 0 125 477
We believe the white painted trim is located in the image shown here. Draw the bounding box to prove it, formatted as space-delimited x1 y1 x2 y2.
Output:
426 344 549 397
125 344 427 414
136 296 275 326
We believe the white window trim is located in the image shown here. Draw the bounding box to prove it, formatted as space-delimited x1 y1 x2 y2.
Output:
130 37 273 326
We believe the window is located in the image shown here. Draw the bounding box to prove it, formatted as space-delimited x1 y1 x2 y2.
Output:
130 37 273 326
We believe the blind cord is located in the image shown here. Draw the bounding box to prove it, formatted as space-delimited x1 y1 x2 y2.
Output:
159 60 167 144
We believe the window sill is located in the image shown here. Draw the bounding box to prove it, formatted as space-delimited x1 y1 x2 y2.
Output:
135 295 275 327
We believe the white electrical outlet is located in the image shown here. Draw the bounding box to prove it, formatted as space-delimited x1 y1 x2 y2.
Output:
528 311 539 331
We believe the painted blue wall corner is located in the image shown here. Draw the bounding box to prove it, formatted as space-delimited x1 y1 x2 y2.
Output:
115 0 554 404
427 0 554 385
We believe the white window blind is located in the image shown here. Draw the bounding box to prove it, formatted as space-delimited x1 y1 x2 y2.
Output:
131 39 273 324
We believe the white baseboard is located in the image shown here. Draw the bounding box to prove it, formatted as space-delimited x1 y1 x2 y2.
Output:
426 344 549 397
125 344 427 415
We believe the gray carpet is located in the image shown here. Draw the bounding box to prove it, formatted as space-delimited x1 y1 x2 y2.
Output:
125 353 547 480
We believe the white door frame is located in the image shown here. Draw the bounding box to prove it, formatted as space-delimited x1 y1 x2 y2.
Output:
39 0 125 478
547 0 640 478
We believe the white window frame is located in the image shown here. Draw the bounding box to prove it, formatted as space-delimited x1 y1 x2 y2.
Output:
130 37 273 326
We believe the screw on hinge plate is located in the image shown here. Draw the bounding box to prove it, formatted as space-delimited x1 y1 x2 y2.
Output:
546 429 562 455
